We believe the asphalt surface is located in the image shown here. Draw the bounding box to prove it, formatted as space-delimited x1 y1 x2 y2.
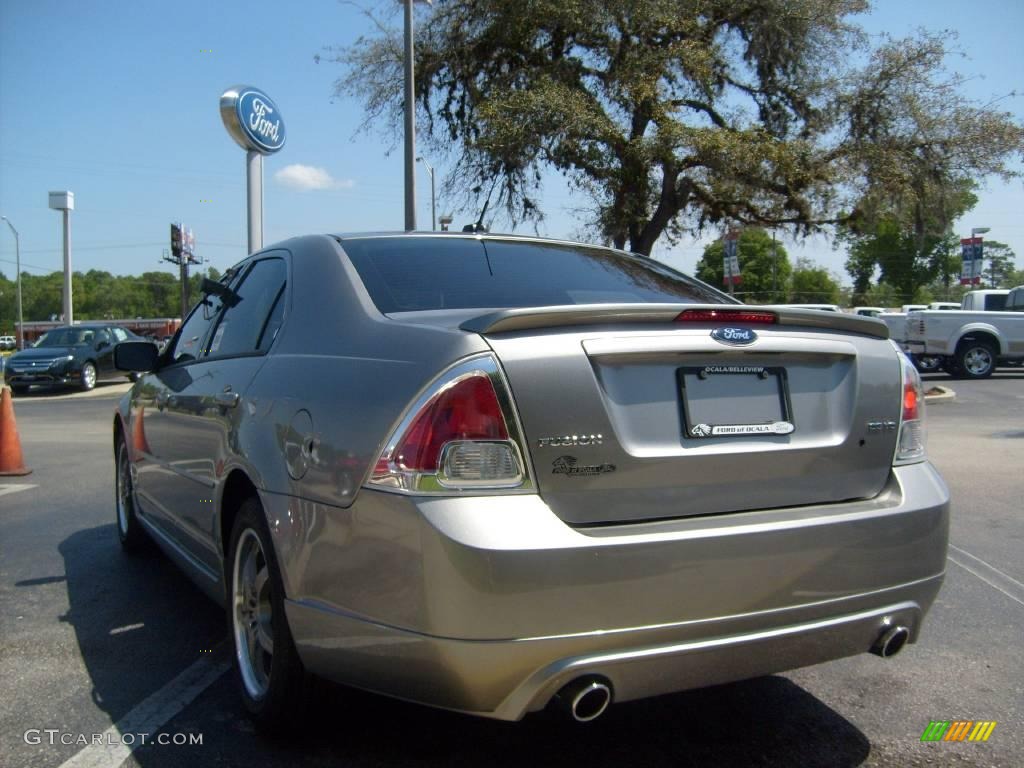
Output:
1 371 1022 768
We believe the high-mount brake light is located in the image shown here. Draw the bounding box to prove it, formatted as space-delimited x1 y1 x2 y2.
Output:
675 309 777 324
369 356 532 493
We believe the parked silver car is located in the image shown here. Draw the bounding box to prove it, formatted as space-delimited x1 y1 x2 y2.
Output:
113 233 949 731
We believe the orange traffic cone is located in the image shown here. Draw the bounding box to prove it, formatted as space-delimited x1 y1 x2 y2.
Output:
132 405 151 460
0 386 32 476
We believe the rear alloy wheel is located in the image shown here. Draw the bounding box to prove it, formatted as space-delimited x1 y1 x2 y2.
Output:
115 436 149 552
229 497 312 734
957 340 997 379
80 361 97 391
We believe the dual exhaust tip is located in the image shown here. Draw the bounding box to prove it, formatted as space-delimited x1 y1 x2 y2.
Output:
871 624 910 658
556 677 613 723
554 624 908 722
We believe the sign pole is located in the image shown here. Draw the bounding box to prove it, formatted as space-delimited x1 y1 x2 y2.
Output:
48 191 75 325
220 85 285 255
247 150 263 253
62 209 73 323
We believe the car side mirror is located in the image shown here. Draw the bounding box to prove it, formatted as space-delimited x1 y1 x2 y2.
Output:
115 341 159 373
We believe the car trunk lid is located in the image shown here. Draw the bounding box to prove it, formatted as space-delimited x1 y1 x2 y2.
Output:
467 305 901 526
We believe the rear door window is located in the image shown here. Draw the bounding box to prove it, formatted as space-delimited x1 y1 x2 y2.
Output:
207 257 287 358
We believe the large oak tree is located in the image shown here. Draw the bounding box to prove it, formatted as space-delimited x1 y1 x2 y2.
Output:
327 0 1023 255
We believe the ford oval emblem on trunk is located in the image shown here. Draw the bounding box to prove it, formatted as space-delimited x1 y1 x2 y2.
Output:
711 327 757 345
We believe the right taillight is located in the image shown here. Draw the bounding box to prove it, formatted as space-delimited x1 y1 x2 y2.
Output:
368 355 532 493
894 350 927 464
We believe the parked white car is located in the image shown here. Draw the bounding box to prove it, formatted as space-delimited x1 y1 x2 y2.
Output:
852 306 885 317
769 303 841 312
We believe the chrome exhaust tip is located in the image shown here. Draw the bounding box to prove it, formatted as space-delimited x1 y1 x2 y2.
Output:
557 677 613 722
871 625 910 658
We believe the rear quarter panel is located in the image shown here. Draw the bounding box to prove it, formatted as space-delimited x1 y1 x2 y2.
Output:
237 235 490 509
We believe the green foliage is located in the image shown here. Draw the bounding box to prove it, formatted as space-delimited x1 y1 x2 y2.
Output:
841 215 970 305
0 268 221 334
331 1 1024 255
862 282 901 309
695 228 791 302
789 257 840 304
980 241 1017 288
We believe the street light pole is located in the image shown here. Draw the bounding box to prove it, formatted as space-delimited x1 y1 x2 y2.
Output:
416 156 436 231
1 216 24 350
403 0 417 231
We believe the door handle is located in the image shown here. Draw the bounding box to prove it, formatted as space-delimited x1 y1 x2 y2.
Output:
215 391 240 408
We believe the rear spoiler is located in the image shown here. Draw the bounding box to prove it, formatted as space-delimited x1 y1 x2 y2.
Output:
460 304 890 339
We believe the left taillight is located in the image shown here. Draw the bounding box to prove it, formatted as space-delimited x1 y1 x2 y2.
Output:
368 355 532 493
894 350 927 464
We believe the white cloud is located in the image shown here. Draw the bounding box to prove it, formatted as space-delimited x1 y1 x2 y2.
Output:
273 164 354 191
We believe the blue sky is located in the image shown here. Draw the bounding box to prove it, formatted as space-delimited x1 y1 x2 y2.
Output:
1 0 1021 289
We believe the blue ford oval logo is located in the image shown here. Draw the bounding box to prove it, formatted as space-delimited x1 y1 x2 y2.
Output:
711 327 757 345
220 86 286 155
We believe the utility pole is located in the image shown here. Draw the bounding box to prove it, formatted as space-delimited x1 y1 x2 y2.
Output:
403 0 417 231
164 223 201 319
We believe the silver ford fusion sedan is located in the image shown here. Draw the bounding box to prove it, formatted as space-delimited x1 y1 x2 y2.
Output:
112 232 949 730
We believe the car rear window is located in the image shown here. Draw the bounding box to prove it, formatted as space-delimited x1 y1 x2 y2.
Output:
340 237 729 314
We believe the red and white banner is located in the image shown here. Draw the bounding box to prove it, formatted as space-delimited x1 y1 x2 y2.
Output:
960 237 983 285
723 231 742 286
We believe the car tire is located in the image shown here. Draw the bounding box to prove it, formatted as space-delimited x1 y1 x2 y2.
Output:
956 339 997 379
80 361 97 391
115 435 149 552
228 497 313 735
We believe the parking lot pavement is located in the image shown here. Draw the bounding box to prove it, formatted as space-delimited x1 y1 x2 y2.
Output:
1 374 1022 768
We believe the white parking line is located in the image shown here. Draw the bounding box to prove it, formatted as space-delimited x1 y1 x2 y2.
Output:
57 650 230 768
948 544 1024 608
0 484 37 498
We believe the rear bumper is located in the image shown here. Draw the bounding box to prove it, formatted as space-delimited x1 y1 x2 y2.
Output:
268 461 949 719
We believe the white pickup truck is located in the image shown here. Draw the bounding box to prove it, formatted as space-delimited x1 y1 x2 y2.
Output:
878 302 962 354
901 288 1024 378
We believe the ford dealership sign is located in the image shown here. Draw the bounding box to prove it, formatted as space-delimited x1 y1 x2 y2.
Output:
220 86 286 155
